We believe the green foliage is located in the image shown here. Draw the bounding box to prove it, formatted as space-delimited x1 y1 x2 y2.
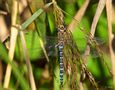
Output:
0 41 30 90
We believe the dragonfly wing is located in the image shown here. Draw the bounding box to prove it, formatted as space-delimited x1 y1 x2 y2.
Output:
29 36 105 59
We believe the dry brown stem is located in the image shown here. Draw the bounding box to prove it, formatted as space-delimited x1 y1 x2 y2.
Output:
106 0 115 87
20 31 36 90
68 0 90 31
83 0 106 63
3 0 18 88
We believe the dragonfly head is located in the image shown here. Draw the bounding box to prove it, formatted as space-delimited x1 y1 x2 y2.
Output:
57 25 66 32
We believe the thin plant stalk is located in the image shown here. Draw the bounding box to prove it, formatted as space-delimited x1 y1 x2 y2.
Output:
106 0 115 88
83 0 106 64
20 31 36 90
3 0 19 88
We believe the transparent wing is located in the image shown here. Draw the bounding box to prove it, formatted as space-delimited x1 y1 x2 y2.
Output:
28 36 105 59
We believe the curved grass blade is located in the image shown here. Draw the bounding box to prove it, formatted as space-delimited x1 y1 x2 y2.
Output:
20 2 53 31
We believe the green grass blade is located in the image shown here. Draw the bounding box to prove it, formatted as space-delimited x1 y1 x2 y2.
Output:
21 2 53 31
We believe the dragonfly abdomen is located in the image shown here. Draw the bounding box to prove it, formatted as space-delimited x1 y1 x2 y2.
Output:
58 44 64 86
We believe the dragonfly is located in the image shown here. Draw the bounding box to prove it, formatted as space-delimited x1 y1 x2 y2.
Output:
26 1 106 89
25 1 107 89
